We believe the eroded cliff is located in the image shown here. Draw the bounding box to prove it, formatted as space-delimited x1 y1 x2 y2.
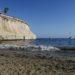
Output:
0 14 36 40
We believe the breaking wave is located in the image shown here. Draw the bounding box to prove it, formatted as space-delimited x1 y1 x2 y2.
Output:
0 44 60 51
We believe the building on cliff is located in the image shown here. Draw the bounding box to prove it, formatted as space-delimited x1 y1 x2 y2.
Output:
0 14 36 40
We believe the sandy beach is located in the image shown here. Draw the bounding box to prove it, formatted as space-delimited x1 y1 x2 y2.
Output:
0 46 74 75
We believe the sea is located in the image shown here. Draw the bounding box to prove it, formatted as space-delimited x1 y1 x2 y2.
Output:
0 38 74 47
32 38 75 60
32 38 75 47
0 38 75 60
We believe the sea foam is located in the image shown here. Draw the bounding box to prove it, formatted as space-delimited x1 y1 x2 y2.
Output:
0 44 60 51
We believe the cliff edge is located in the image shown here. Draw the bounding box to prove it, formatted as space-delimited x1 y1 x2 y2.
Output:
0 14 36 40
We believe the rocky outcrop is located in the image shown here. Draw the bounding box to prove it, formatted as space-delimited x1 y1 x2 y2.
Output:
0 14 36 40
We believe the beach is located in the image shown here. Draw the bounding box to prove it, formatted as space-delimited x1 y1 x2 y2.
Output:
0 0 74 75
0 45 74 75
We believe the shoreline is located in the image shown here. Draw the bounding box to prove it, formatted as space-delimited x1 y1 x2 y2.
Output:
0 45 74 74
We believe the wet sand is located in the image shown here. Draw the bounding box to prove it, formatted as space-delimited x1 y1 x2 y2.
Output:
0 49 75 75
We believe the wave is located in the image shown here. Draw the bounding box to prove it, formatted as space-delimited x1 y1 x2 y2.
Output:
0 44 60 51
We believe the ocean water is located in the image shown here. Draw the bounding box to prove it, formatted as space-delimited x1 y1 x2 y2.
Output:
32 38 75 59
32 38 75 47
0 38 75 47
0 38 75 59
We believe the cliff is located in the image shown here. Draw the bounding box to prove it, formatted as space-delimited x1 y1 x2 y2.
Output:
0 14 36 40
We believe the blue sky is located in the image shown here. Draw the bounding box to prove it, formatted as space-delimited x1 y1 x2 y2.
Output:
0 0 75 38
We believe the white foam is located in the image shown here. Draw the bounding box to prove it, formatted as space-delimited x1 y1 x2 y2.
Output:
0 44 60 51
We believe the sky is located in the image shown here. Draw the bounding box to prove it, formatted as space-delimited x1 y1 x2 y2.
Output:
0 0 75 38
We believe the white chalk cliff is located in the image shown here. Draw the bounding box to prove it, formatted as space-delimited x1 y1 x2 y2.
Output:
0 14 36 40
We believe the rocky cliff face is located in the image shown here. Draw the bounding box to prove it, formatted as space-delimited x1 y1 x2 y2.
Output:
0 14 36 40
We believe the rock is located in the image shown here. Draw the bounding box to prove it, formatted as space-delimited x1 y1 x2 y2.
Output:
0 14 36 40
